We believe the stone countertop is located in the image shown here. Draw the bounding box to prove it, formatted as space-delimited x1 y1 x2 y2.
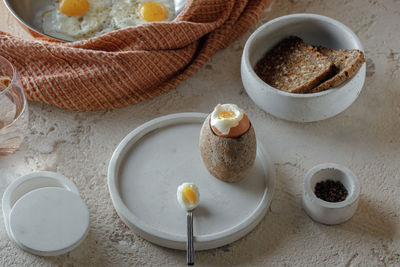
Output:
1 0 399 266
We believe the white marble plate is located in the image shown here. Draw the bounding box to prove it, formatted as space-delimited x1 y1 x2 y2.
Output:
108 113 275 250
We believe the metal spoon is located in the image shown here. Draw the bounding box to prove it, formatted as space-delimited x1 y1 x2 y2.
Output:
187 209 195 265
177 183 199 265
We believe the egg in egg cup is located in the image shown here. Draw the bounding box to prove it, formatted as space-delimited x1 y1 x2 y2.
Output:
199 104 257 182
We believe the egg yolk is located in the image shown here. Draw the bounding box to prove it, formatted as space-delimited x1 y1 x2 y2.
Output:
139 2 169 22
58 0 89 17
218 110 236 119
183 187 197 204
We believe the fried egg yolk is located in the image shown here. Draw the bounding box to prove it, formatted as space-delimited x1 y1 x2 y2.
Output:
183 187 197 205
58 0 90 17
138 2 169 22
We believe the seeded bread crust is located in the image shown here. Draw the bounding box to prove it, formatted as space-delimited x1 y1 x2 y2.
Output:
310 48 365 93
254 36 335 94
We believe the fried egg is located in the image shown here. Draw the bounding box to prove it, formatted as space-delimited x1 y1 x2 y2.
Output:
42 0 175 41
210 104 250 138
177 183 200 211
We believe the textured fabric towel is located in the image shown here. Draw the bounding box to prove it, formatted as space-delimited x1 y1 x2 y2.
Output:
0 0 270 110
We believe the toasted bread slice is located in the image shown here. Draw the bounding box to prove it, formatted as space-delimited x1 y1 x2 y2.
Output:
310 48 365 93
254 36 335 94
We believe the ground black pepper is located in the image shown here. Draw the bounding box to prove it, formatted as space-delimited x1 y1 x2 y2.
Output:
314 180 348 202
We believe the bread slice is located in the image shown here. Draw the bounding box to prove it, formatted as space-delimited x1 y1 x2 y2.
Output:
310 48 365 93
254 36 335 94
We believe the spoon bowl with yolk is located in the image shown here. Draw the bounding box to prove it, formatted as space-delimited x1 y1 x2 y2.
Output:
177 183 200 211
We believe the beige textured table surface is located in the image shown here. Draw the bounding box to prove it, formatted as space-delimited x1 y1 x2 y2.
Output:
1 1 399 266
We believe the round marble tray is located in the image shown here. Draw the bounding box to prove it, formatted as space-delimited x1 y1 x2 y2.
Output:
108 113 275 250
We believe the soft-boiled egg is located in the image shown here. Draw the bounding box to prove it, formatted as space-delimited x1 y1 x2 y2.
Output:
177 183 200 211
42 0 175 41
210 104 250 138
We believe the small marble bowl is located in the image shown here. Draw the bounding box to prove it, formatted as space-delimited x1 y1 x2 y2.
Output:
302 163 360 225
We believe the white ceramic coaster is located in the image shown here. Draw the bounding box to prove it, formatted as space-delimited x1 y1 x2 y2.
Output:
108 113 275 250
2 171 89 256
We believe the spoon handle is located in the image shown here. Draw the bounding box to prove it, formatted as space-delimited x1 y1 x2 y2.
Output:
187 210 194 265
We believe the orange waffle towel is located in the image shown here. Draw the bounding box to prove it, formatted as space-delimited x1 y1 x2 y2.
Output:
0 0 270 110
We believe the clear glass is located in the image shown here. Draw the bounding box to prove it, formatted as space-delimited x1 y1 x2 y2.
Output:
0 56 29 157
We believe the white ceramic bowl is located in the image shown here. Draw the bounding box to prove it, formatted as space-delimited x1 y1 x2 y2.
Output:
302 163 360 225
241 14 366 122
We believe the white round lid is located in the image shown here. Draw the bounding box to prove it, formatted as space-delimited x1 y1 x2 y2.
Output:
9 187 90 256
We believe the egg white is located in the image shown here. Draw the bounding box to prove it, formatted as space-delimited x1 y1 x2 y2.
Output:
42 0 175 41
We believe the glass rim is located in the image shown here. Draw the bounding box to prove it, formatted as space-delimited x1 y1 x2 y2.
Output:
0 55 18 98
